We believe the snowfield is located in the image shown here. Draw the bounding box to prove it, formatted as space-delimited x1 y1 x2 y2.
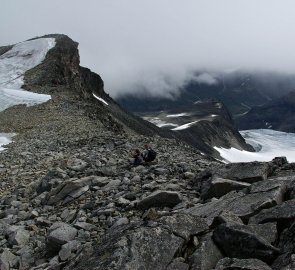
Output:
215 129 295 163
0 133 14 151
0 38 55 112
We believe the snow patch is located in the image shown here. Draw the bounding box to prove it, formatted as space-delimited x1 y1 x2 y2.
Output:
166 113 188 118
93 93 108 105
215 129 295 163
0 38 55 112
144 117 178 128
0 133 15 151
172 120 199 130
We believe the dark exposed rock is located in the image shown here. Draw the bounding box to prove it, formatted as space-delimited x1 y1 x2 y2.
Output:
69 224 184 270
201 176 250 200
249 199 295 225
47 222 78 251
185 185 284 224
166 258 189 270
189 233 223 270
137 190 182 210
215 257 272 270
215 162 271 183
213 223 280 264
272 221 295 269
158 213 208 240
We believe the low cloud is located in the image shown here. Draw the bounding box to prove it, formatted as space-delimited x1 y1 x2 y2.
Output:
2 0 295 98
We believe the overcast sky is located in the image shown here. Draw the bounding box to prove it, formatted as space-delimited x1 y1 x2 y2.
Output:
2 0 295 98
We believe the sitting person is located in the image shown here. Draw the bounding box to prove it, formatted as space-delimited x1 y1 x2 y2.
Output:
141 144 157 162
130 149 144 166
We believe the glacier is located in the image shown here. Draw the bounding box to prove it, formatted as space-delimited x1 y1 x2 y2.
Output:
215 129 295 163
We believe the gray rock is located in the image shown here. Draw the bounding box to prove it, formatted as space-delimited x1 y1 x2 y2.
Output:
154 167 169 175
201 176 250 200
213 223 280 264
246 222 277 245
111 217 129 228
216 162 271 183
249 199 295 224
74 222 96 231
212 210 244 227
48 222 78 247
190 233 223 270
137 190 182 210
0 249 19 270
5 226 30 247
167 258 189 270
158 213 209 240
272 221 295 270
215 257 272 270
71 225 184 269
186 180 286 224
59 240 80 261
67 158 87 171
46 177 92 205
102 179 121 191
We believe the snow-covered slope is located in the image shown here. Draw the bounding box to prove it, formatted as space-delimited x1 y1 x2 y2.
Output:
0 133 14 151
0 38 55 112
215 129 295 162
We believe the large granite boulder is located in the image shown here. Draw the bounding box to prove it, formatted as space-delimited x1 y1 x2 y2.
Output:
201 176 250 200
47 222 78 252
215 162 271 183
213 223 279 264
186 178 287 224
249 199 295 224
67 223 185 270
137 190 182 210
45 176 96 205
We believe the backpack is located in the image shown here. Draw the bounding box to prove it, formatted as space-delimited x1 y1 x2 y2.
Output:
145 149 157 162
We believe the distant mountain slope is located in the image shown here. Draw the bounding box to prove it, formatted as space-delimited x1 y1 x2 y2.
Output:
236 91 295 132
141 99 253 156
116 71 295 116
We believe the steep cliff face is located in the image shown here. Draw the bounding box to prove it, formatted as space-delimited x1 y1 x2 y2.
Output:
236 91 295 132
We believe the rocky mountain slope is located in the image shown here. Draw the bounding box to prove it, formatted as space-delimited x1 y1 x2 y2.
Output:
1 34 295 270
142 99 253 156
116 71 295 117
236 91 295 132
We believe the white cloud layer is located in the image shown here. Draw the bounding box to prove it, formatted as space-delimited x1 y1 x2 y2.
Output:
2 0 295 97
